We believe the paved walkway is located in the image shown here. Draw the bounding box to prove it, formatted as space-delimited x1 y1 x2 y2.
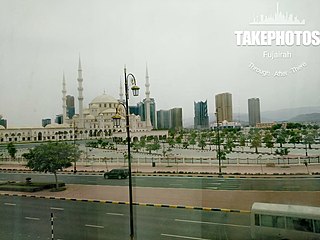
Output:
1 184 320 211
1 163 320 211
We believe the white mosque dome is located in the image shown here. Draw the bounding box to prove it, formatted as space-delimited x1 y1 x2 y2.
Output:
91 93 118 104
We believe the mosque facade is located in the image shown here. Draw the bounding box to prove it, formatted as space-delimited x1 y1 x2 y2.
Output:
0 59 167 143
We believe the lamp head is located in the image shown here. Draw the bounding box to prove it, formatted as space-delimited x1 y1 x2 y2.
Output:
131 85 140 96
112 114 122 127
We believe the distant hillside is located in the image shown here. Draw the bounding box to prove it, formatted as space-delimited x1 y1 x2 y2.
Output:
289 113 320 123
261 106 320 122
183 106 320 128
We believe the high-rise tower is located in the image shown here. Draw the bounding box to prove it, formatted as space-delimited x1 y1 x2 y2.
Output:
194 100 209 129
215 92 233 123
66 95 75 119
248 98 261 127
77 57 84 128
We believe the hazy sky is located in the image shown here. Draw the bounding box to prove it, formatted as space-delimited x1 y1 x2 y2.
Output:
0 0 319 127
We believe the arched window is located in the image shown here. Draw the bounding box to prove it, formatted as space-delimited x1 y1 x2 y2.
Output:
38 132 42 141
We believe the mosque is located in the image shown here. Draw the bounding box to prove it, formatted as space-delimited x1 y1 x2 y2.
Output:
0 59 168 143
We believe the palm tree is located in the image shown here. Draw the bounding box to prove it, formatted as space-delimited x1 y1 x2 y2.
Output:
251 131 262 154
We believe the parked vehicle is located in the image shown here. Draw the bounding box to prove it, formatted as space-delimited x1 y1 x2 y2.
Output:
104 169 129 179
251 202 320 240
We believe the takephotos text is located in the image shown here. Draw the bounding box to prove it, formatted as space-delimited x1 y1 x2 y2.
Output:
235 31 320 46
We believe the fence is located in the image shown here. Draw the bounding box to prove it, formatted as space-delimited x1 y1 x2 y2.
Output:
74 156 320 166
1 156 319 167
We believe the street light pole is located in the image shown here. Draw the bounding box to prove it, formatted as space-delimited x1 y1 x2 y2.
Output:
113 66 139 240
215 108 222 176
72 120 77 174
124 67 134 240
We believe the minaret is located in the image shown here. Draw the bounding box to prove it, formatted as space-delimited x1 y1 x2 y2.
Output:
77 56 84 128
119 77 124 103
62 73 67 124
145 64 152 128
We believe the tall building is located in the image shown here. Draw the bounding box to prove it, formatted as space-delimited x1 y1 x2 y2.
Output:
135 98 157 129
129 106 139 115
157 108 183 130
248 98 261 127
157 110 171 129
66 95 75 119
170 108 183 130
215 92 233 123
194 100 209 129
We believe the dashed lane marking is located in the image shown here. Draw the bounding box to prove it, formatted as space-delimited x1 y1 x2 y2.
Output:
175 219 250 228
106 212 124 216
85 224 104 229
50 207 64 211
25 217 40 221
161 233 211 239
0 192 250 214
4 202 16 206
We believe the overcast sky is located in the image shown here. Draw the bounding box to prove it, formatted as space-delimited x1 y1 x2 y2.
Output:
0 0 319 127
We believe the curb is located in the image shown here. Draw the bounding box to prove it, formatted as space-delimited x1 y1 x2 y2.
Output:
0 192 251 214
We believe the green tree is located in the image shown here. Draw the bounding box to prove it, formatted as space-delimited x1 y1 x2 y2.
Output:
139 137 146 149
189 137 196 149
263 131 274 153
182 141 189 149
175 134 183 146
167 138 175 148
288 130 301 148
146 142 161 154
217 149 227 160
224 133 235 153
7 142 17 159
239 134 246 152
22 142 81 189
274 129 288 148
197 138 206 150
250 131 262 154
132 141 142 152
303 129 317 149
275 147 290 157
100 141 109 149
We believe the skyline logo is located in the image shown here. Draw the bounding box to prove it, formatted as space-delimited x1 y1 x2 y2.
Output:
234 2 317 77
250 2 305 26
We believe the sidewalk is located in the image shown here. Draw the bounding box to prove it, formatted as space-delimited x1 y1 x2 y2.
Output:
2 184 320 211
1 162 320 175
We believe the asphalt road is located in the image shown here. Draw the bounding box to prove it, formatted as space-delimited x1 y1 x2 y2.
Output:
0 195 250 240
1 172 320 191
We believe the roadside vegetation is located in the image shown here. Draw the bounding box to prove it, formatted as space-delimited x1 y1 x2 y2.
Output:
22 142 81 190
82 123 319 160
